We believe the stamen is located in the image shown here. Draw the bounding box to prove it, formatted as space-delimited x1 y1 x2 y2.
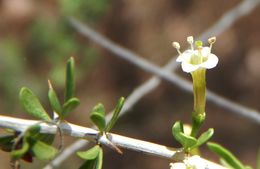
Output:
208 37 216 44
187 36 194 50
172 42 182 55
208 37 216 52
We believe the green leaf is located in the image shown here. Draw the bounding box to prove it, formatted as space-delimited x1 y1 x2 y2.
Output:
25 124 54 145
96 148 103 169
92 103 105 116
19 87 51 121
79 160 96 169
77 146 103 169
26 124 41 136
0 134 16 152
65 57 75 102
31 139 58 160
178 132 197 150
62 97 80 118
172 121 197 150
48 80 62 116
194 128 214 148
90 113 106 132
77 145 101 160
30 133 55 145
105 97 125 132
220 158 236 169
207 142 245 169
90 103 106 131
11 140 30 160
172 121 184 142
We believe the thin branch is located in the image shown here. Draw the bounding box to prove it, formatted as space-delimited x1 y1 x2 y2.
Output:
45 0 260 168
43 55 179 169
0 115 226 169
68 0 260 123
198 0 260 41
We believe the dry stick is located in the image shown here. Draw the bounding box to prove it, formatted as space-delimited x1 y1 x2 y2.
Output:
68 0 260 123
0 115 227 169
44 54 179 169
45 0 260 168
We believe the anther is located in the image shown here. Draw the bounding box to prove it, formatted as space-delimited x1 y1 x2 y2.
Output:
172 42 180 49
208 37 216 44
187 36 194 50
187 36 194 44
172 42 182 55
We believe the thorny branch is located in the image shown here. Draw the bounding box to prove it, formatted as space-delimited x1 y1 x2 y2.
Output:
42 0 260 168
0 115 227 169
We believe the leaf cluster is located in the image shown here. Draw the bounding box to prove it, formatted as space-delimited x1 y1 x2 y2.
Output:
172 121 214 152
77 97 125 169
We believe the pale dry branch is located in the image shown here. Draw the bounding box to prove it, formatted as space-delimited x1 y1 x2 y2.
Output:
44 0 260 168
0 115 226 169
68 3 260 123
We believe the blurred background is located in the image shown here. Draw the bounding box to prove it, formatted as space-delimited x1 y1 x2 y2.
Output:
0 0 260 168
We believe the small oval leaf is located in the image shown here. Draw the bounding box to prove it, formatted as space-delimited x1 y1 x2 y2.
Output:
31 140 58 160
90 112 106 131
48 80 62 116
92 103 105 116
90 103 106 131
77 145 101 160
62 97 80 118
19 87 51 121
178 132 197 150
195 128 214 148
172 121 197 150
172 121 184 143
65 57 75 102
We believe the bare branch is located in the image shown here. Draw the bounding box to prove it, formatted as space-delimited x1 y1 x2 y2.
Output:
0 115 226 169
45 0 260 168
68 0 260 123
199 0 260 41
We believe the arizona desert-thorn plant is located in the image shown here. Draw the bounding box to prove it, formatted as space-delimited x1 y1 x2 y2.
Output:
0 37 259 169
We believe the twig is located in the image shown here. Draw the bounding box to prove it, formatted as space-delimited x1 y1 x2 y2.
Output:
198 0 260 41
45 0 260 168
43 55 179 169
68 1 260 123
0 115 227 169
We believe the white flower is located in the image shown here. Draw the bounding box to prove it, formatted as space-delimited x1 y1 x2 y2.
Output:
184 155 207 169
173 36 218 73
170 162 186 169
169 156 207 169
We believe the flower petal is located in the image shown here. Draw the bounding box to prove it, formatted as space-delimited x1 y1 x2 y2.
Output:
170 162 186 169
201 47 210 57
200 53 218 69
184 155 207 169
182 62 200 73
176 50 194 62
